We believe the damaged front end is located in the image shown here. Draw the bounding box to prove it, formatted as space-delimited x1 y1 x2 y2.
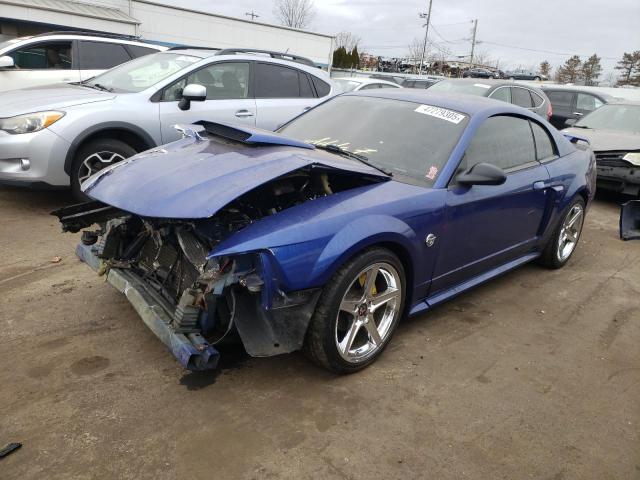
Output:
52 166 380 370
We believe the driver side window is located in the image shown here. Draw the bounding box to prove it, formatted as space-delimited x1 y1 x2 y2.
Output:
460 116 537 173
162 62 250 101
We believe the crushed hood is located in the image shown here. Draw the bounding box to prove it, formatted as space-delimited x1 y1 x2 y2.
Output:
0 83 114 117
562 127 640 152
83 136 388 219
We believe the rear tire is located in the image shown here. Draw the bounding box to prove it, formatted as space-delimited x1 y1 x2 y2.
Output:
71 139 137 201
304 247 406 374
539 197 585 269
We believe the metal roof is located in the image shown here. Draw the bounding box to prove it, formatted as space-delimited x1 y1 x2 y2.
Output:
0 0 140 25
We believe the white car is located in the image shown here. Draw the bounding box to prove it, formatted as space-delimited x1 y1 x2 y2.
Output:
334 77 401 93
0 31 165 92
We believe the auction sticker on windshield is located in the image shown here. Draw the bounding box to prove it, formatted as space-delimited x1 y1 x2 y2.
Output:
414 105 465 124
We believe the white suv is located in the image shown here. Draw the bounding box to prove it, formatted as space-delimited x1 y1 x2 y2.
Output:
0 31 165 92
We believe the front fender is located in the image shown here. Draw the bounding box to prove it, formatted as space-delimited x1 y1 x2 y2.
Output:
306 214 418 286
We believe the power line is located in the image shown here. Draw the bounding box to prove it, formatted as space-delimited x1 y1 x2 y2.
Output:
478 40 619 60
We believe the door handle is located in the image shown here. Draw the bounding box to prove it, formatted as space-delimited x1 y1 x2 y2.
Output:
303 106 312 111
235 110 254 118
572 112 583 116
533 180 564 192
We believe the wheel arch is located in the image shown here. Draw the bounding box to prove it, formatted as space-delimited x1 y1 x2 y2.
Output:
64 122 157 175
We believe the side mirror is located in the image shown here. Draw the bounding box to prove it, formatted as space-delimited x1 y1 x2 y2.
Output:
456 162 507 186
178 83 207 111
564 118 577 127
0 56 15 69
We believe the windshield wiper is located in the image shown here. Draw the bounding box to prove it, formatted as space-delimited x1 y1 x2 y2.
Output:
312 144 393 176
572 125 591 129
81 82 112 92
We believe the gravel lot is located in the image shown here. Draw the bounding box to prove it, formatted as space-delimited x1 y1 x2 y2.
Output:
1 186 638 480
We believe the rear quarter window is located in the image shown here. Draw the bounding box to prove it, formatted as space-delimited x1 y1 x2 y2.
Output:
311 75 331 97
79 41 132 70
512 87 533 108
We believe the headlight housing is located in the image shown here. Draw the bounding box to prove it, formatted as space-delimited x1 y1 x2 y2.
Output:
0 111 65 134
623 152 640 166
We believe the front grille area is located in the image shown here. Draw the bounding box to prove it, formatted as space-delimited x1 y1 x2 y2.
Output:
136 237 199 304
595 151 629 168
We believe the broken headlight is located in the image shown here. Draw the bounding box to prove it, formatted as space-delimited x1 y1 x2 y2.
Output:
623 152 640 166
0 111 65 134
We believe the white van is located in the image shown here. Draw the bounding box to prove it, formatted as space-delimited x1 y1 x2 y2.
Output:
0 31 165 92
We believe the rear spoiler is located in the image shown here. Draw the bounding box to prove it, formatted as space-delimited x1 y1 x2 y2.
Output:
192 121 315 150
563 133 590 145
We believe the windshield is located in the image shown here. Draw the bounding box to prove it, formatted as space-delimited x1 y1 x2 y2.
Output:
84 52 200 93
278 95 469 186
335 79 361 92
576 104 640 133
0 37 26 52
428 80 492 96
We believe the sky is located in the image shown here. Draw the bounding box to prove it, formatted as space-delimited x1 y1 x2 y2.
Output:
164 0 640 77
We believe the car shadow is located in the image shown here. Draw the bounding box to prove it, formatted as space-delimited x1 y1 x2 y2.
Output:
0 185 75 210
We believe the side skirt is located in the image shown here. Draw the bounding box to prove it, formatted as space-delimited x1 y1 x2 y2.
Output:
408 252 540 316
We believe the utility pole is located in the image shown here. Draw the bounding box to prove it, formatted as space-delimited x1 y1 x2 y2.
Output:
418 0 432 76
469 18 478 69
245 10 259 21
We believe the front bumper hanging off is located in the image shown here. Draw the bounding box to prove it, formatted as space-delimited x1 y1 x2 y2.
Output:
76 243 220 371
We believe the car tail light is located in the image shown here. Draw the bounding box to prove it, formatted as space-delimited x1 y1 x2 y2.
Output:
546 101 553 119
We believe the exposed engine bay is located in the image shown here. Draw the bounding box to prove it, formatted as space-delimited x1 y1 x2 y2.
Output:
53 166 382 367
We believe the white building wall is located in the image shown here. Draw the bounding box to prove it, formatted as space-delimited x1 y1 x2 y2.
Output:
130 1 333 65
1 0 334 66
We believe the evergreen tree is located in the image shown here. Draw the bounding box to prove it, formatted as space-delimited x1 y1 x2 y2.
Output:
615 51 640 86
557 55 582 83
581 54 602 86
539 60 551 78
351 46 360 69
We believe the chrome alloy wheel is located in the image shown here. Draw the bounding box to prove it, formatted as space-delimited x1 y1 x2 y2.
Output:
335 262 402 363
77 151 125 184
557 203 584 262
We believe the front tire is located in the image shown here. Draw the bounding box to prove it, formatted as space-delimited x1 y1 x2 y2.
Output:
304 248 406 374
539 197 585 269
71 139 137 201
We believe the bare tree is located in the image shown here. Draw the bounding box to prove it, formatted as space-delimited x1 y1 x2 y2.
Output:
472 49 492 68
335 31 361 51
407 37 430 73
273 0 315 29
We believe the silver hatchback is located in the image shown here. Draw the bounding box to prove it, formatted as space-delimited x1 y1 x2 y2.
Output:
0 48 337 198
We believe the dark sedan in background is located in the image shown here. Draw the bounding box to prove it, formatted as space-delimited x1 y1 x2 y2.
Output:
543 87 613 129
428 79 552 120
563 101 640 196
506 69 547 81
462 68 499 79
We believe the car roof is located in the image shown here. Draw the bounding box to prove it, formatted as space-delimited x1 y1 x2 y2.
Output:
5 33 165 49
436 78 546 93
158 49 330 78
541 86 615 100
347 89 529 116
335 77 398 86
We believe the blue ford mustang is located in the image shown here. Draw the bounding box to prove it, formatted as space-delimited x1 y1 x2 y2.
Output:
54 90 596 373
